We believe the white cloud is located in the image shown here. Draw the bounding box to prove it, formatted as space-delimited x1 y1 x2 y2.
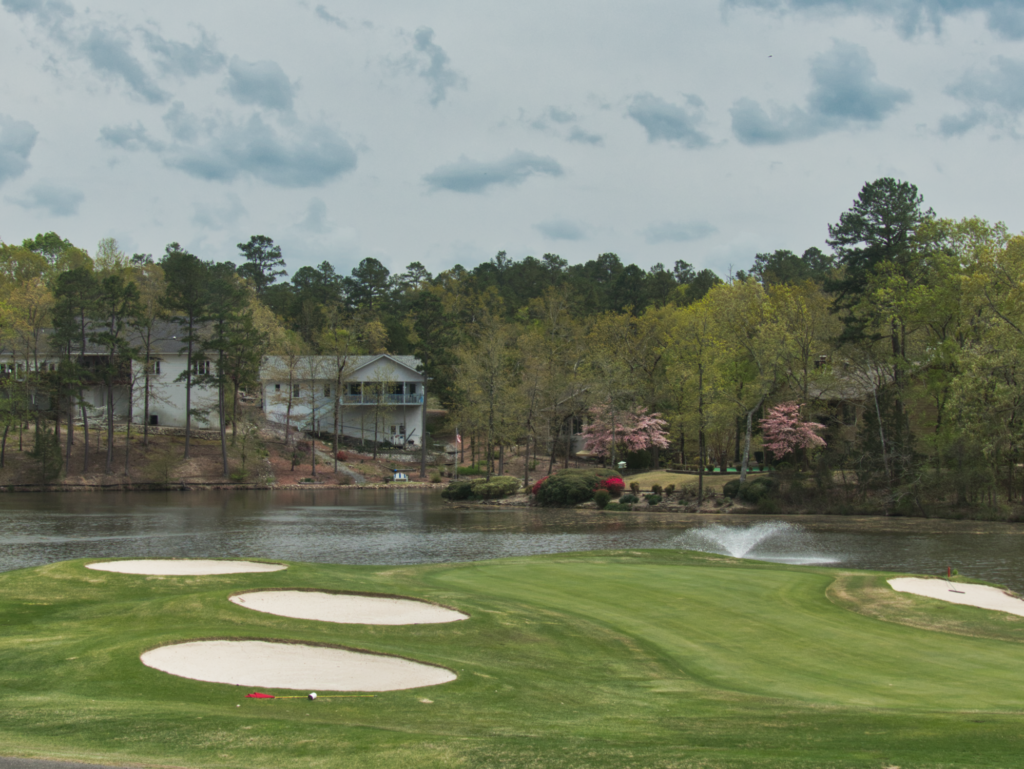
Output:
535 219 586 240
731 41 910 145
226 57 296 112
628 93 711 148
141 27 224 78
9 181 83 215
644 221 717 244
424 151 563 193
408 27 465 106
0 114 38 186
724 0 1024 40
166 114 356 188
80 25 169 104
191 192 246 229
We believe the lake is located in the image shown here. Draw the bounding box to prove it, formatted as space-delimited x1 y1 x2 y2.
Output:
1 489 1022 591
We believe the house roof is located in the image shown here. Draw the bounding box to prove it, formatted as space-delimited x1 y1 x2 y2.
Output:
1 318 191 357
3 321 425 379
260 353 423 381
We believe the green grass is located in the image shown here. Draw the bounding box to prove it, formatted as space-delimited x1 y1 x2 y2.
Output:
3 553 1024 768
627 469 735 492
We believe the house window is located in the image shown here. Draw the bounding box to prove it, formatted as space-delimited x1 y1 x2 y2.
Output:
349 383 362 396
293 384 300 398
324 384 331 397
274 384 281 392
191 360 211 375
154 360 161 375
841 402 857 425
408 383 417 394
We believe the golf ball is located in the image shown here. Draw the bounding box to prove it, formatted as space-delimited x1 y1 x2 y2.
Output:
308 692 317 700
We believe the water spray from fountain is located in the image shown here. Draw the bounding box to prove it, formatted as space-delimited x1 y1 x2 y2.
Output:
677 522 841 564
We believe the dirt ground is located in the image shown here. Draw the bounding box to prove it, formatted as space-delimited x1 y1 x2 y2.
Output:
0 418 438 489
0 415 622 492
264 432 431 486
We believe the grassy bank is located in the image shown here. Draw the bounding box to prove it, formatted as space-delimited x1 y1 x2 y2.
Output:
621 469 1024 522
3 553 1024 768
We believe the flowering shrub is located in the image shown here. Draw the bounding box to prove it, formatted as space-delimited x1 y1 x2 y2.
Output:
597 477 625 496
531 476 549 495
580 404 670 457
335 451 348 462
759 402 826 459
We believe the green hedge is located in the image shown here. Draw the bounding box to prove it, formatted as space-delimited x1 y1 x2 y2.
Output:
441 475 522 501
474 476 522 499
534 468 623 507
722 476 779 503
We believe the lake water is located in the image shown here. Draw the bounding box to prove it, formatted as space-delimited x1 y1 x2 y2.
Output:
1 489 1022 592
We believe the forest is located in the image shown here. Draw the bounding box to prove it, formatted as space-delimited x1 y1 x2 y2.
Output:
2 176 1024 513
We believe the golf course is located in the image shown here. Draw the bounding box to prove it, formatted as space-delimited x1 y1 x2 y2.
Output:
2 551 1024 768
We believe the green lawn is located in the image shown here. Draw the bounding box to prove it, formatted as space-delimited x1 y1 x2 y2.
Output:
625 469 735 492
2 552 1024 768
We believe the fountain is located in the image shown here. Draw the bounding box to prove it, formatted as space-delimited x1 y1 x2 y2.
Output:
677 522 841 564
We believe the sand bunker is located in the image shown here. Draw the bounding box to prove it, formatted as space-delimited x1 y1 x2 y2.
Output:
888 577 1024 617
230 591 468 625
86 559 286 575
141 640 456 691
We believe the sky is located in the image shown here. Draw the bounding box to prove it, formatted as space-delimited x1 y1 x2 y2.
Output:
2 0 1023 281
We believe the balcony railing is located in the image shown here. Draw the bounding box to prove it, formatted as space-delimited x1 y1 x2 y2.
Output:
342 393 424 406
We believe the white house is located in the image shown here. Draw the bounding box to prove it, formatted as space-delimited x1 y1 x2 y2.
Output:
2 322 426 445
0 320 219 429
259 353 426 447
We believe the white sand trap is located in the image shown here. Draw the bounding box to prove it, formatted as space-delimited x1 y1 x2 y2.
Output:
141 640 456 691
888 577 1024 617
230 590 468 625
86 559 286 575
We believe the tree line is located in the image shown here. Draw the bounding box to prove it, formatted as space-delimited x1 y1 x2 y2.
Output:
3 177 1024 511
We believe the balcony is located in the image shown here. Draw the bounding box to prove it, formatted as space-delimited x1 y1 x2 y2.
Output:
342 393 424 406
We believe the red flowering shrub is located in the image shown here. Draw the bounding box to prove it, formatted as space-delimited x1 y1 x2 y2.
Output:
531 476 549 495
597 477 625 496
336 451 348 462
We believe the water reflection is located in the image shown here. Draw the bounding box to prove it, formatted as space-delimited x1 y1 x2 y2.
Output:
1 489 1022 593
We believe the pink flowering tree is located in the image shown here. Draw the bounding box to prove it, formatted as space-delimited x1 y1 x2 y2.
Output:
580 405 670 464
759 403 826 463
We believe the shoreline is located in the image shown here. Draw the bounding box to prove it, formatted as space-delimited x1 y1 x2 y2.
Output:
0 481 447 493
2 482 1022 524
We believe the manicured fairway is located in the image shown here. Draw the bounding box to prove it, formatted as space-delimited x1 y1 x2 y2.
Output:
1 551 1023 768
